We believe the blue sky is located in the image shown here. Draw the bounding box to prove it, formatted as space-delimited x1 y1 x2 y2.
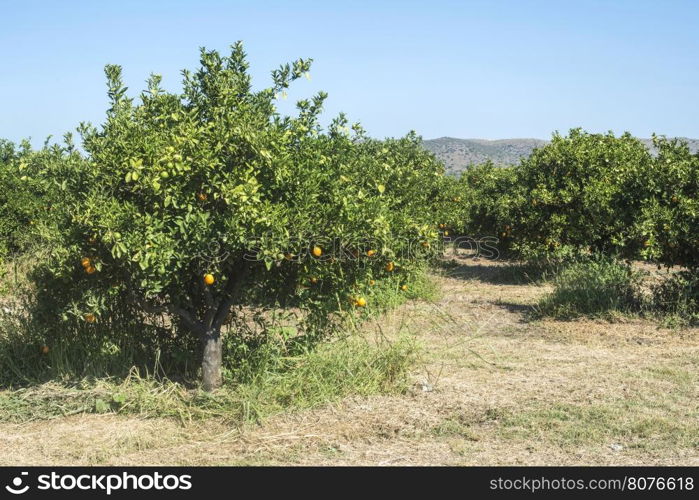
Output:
1 0 698 145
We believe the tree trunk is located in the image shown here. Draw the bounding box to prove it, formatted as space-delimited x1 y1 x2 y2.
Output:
201 328 223 391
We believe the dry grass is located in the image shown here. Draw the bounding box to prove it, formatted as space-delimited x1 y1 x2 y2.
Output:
1 257 697 465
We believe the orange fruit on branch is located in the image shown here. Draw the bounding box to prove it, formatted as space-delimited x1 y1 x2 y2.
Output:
312 246 322 257
203 273 215 285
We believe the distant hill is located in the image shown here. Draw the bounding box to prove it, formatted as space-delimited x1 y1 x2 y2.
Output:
423 137 699 175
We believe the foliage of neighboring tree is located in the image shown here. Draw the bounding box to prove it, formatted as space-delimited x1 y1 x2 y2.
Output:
457 161 517 240
0 138 84 264
448 129 699 270
636 136 699 269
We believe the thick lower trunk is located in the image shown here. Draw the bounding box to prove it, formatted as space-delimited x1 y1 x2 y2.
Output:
201 328 223 391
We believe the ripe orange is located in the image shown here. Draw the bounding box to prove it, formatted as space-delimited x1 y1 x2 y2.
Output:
401 285 408 292
85 266 97 275
197 192 208 201
355 297 367 307
439 224 445 229
385 262 395 272
443 231 449 236
203 274 215 285
421 241 430 248
366 249 376 257
41 345 49 355
81 257 91 268
84 314 96 323
310 277 318 284
369 280 376 286
312 246 322 257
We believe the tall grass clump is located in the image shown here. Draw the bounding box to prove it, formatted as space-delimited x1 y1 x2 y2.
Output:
537 257 643 320
0 332 417 424
651 270 699 327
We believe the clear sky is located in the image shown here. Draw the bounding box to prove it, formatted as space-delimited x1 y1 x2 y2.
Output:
1 0 698 145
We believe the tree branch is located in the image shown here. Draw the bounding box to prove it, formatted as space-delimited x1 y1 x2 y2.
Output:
127 290 205 336
213 263 250 331
168 304 205 336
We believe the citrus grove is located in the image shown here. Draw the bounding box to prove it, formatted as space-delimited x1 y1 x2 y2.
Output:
1 45 699 392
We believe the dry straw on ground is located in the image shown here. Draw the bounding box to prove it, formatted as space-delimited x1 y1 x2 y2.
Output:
1 258 697 465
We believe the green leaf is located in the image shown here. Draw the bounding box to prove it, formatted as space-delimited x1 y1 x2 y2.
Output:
95 399 110 413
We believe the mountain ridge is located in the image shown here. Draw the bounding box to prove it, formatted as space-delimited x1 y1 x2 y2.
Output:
423 136 699 175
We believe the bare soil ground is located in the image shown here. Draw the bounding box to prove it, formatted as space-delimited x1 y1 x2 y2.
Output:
2 258 697 465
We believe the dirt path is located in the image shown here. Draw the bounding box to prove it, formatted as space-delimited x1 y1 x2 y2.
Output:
2 259 698 465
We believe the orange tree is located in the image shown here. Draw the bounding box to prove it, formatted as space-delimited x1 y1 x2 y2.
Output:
0 139 40 260
458 161 517 241
428 172 471 238
0 139 18 261
637 136 699 269
501 129 654 260
0 138 83 264
35 44 444 390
